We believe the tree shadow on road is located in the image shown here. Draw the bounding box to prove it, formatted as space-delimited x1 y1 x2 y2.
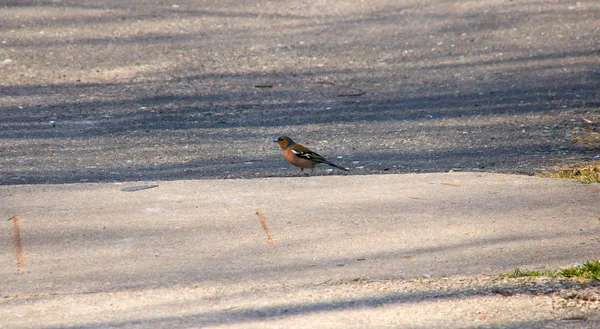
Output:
1 1 598 184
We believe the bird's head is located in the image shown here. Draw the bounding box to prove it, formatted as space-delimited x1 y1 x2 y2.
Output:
274 136 294 149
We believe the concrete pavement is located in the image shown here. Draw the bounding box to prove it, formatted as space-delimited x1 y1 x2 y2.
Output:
1 173 599 328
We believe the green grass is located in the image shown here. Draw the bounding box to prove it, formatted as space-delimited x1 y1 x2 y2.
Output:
505 268 557 278
537 163 600 184
503 259 600 281
559 259 600 281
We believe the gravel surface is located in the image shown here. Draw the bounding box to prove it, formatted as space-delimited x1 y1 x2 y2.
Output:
2 276 599 329
1 0 599 184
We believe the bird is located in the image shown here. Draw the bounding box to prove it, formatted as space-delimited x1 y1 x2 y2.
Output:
274 136 349 175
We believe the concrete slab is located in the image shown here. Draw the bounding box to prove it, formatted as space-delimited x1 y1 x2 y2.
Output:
1 173 600 328
1 173 598 296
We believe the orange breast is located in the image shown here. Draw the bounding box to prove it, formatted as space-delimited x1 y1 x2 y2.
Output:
283 148 316 168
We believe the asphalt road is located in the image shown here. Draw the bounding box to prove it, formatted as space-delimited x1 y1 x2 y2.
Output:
1 0 599 184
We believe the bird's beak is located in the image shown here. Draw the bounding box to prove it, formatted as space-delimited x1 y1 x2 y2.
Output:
273 138 279 143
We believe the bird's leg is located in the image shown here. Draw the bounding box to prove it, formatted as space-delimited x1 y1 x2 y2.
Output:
310 168 314 175
294 168 304 176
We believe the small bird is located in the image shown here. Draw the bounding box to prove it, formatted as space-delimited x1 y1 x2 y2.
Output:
274 136 349 175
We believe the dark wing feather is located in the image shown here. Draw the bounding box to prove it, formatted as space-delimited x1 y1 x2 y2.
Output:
291 144 349 171
291 148 326 162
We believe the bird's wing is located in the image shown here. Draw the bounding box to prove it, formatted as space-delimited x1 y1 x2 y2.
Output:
290 144 326 163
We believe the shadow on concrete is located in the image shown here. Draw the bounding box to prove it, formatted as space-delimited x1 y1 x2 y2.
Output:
23 279 600 329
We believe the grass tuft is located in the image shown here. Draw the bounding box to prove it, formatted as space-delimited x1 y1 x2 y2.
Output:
537 163 600 184
502 259 600 281
559 259 600 281
539 117 600 183
505 268 555 278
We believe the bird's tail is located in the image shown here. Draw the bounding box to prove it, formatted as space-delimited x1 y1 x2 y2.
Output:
324 160 349 171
